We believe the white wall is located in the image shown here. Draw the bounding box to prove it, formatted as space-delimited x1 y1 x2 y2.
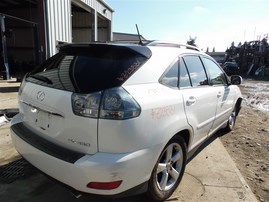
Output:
46 0 113 57
46 0 72 56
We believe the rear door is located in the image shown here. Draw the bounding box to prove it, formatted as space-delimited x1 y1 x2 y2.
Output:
21 56 99 155
21 44 150 155
179 56 217 147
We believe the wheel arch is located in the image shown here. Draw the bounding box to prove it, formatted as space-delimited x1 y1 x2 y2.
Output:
235 97 243 116
173 129 191 151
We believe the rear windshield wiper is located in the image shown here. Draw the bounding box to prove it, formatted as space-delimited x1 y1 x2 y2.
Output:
29 74 53 85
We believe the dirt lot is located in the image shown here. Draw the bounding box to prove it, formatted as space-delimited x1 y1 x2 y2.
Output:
0 78 269 201
220 78 269 202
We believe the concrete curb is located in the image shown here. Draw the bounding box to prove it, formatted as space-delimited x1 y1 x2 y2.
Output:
218 138 258 202
174 138 258 201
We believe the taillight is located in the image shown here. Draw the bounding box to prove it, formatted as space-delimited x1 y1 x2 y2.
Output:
71 92 101 118
71 87 141 120
100 87 141 120
18 76 27 96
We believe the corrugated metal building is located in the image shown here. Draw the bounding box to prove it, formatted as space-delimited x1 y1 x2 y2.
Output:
113 32 146 43
0 0 113 79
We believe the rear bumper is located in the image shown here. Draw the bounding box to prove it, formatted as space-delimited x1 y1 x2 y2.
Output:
10 114 159 195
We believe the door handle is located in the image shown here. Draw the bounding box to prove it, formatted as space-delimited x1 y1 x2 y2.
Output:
217 92 222 98
187 96 196 106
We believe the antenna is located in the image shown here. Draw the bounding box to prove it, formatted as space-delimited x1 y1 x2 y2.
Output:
136 24 143 45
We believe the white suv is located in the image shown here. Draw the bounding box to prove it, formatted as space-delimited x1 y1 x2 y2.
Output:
10 41 242 201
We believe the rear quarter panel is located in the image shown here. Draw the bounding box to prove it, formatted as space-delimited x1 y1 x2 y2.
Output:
98 83 191 154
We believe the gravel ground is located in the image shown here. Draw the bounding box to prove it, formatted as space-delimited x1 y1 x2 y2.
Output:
220 78 269 202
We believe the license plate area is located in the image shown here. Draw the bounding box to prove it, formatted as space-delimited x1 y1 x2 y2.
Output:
22 102 64 137
36 110 50 131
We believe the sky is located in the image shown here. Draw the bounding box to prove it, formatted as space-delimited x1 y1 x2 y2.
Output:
106 0 269 52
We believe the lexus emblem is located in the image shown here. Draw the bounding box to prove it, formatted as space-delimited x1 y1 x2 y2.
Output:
36 91 45 101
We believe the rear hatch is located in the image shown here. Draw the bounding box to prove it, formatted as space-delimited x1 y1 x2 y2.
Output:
19 43 151 155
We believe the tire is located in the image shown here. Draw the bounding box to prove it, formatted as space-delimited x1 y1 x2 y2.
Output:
147 136 187 201
225 107 237 132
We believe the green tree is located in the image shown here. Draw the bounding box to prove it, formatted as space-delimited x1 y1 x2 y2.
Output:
187 36 197 47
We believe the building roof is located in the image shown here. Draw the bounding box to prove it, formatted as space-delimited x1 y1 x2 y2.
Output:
113 32 146 42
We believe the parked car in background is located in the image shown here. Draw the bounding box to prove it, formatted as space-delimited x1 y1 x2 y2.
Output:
10 41 243 201
222 61 240 75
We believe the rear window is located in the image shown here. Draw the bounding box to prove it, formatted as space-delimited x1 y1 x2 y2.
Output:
26 44 150 93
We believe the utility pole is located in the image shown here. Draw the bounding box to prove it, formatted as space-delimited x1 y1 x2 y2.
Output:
0 14 10 80
253 26 256 41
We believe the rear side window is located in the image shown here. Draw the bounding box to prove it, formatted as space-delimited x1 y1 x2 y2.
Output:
27 44 150 93
160 60 179 88
182 56 208 87
179 58 191 88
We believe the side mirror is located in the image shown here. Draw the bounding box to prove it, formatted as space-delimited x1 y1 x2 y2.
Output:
230 75 242 85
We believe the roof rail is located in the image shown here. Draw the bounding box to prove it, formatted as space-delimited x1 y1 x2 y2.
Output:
146 40 200 51
110 40 150 45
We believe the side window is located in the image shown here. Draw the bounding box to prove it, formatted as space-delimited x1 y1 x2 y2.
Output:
203 58 227 85
160 60 179 88
179 58 191 88
183 56 208 87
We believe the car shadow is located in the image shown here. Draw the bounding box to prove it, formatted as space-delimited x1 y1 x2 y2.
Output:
187 129 228 164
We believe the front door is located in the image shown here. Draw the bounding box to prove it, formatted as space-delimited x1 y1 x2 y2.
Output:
201 57 235 131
